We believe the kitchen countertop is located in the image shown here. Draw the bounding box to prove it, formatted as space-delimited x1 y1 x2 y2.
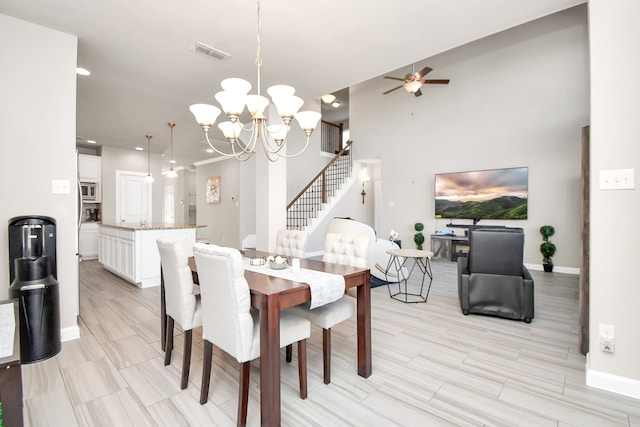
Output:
100 223 205 231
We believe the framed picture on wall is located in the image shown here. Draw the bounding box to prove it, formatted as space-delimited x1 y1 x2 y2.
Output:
206 176 220 204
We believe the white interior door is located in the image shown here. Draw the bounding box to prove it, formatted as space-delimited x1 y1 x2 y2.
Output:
164 185 175 223
116 172 152 224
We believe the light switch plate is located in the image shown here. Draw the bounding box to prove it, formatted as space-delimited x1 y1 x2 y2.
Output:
52 179 70 194
599 169 635 190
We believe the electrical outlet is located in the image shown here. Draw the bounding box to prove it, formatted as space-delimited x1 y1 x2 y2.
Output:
599 324 615 353
601 339 615 353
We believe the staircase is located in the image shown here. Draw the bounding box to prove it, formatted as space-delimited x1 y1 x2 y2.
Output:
287 141 353 231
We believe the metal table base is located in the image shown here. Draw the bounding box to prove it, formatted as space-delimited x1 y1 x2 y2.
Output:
384 249 433 303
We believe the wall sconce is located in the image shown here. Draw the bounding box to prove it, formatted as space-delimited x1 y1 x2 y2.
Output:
360 173 370 204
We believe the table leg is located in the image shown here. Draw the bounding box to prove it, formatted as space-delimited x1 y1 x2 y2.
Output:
356 270 372 378
259 293 281 427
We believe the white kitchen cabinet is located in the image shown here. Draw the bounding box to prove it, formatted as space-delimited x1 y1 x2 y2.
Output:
98 224 197 288
79 222 99 260
78 154 101 182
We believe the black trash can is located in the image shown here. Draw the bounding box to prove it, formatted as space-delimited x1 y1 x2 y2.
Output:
8 216 61 363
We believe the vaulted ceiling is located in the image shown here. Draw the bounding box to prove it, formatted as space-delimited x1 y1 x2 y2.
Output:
1 0 585 168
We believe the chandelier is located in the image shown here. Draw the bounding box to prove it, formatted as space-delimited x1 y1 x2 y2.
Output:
189 0 321 162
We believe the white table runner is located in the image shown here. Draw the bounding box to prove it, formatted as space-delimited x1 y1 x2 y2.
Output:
244 260 345 309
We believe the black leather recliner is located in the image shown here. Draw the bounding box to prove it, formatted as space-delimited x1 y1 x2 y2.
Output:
457 227 534 323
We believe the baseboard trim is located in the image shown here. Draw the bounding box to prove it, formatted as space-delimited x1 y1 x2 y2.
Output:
61 324 80 342
524 263 580 275
586 353 640 400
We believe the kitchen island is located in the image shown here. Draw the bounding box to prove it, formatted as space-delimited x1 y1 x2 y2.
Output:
98 223 203 288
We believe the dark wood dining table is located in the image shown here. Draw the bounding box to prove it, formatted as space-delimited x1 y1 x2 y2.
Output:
184 250 372 427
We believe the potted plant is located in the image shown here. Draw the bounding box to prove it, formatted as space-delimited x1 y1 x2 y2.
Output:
414 222 425 250
539 225 556 272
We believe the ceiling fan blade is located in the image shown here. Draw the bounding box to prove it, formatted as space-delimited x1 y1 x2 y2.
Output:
416 67 433 79
382 85 403 95
384 76 405 81
421 79 450 84
414 88 423 97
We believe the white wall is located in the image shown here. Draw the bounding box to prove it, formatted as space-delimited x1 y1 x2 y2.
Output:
0 14 79 337
587 0 640 397
350 5 589 270
101 145 164 224
195 158 241 248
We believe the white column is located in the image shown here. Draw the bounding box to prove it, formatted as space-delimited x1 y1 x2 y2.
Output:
255 105 287 252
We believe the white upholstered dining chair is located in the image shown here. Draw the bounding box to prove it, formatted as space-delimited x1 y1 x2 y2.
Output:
274 229 308 258
289 232 369 384
156 237 202 390
192 243 310 424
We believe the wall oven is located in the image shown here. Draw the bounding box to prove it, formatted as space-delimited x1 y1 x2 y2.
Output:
80 182 98 201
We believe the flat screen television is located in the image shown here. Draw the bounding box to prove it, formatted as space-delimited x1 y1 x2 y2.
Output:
435 167 528 222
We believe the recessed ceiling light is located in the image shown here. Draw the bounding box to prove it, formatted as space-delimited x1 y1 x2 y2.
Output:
331 101 341 108
135 147 144 151
76 67 91 76
206 148 214 154
321 94 336 104
86 139 96 144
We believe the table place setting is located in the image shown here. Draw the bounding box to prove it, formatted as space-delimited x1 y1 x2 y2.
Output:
243 256 345 309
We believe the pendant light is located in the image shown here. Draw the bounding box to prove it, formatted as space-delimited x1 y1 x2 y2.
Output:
144 135 154 183
166 122 178 178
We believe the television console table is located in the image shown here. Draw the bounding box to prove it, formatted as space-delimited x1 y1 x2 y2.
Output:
430 234 469 262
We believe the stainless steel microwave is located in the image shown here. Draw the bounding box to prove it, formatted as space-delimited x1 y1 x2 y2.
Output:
80 182 98 201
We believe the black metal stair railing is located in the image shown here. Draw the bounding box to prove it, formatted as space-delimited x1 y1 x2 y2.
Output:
287 141 353 230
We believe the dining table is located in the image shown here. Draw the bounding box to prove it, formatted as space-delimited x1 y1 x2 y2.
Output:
184 249 372 427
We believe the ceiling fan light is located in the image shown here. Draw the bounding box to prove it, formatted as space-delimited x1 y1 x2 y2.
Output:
404 80 422 93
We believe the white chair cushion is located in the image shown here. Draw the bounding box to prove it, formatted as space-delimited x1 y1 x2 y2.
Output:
289 296 355 330
247 310 311 361
323 233 369 268
156 237 202 331
275 229 308 258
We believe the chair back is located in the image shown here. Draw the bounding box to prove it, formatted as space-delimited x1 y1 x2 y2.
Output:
156 237 199 330
468 227 524 276
275 229 308 258
192 243 254 363
322 233 369 268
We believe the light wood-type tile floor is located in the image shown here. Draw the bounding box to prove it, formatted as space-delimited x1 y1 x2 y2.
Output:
20 259 640 426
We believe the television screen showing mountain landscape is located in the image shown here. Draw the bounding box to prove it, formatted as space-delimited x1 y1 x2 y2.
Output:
435 167 528 220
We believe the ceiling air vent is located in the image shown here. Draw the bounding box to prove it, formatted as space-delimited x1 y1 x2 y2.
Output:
191 41 231 61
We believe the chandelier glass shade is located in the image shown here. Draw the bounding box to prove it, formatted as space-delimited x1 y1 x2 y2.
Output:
189 0 321 161
144 135 154 183
166 122 178 178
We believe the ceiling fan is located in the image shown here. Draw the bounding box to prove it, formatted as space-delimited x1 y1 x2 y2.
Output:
383 65 449 97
